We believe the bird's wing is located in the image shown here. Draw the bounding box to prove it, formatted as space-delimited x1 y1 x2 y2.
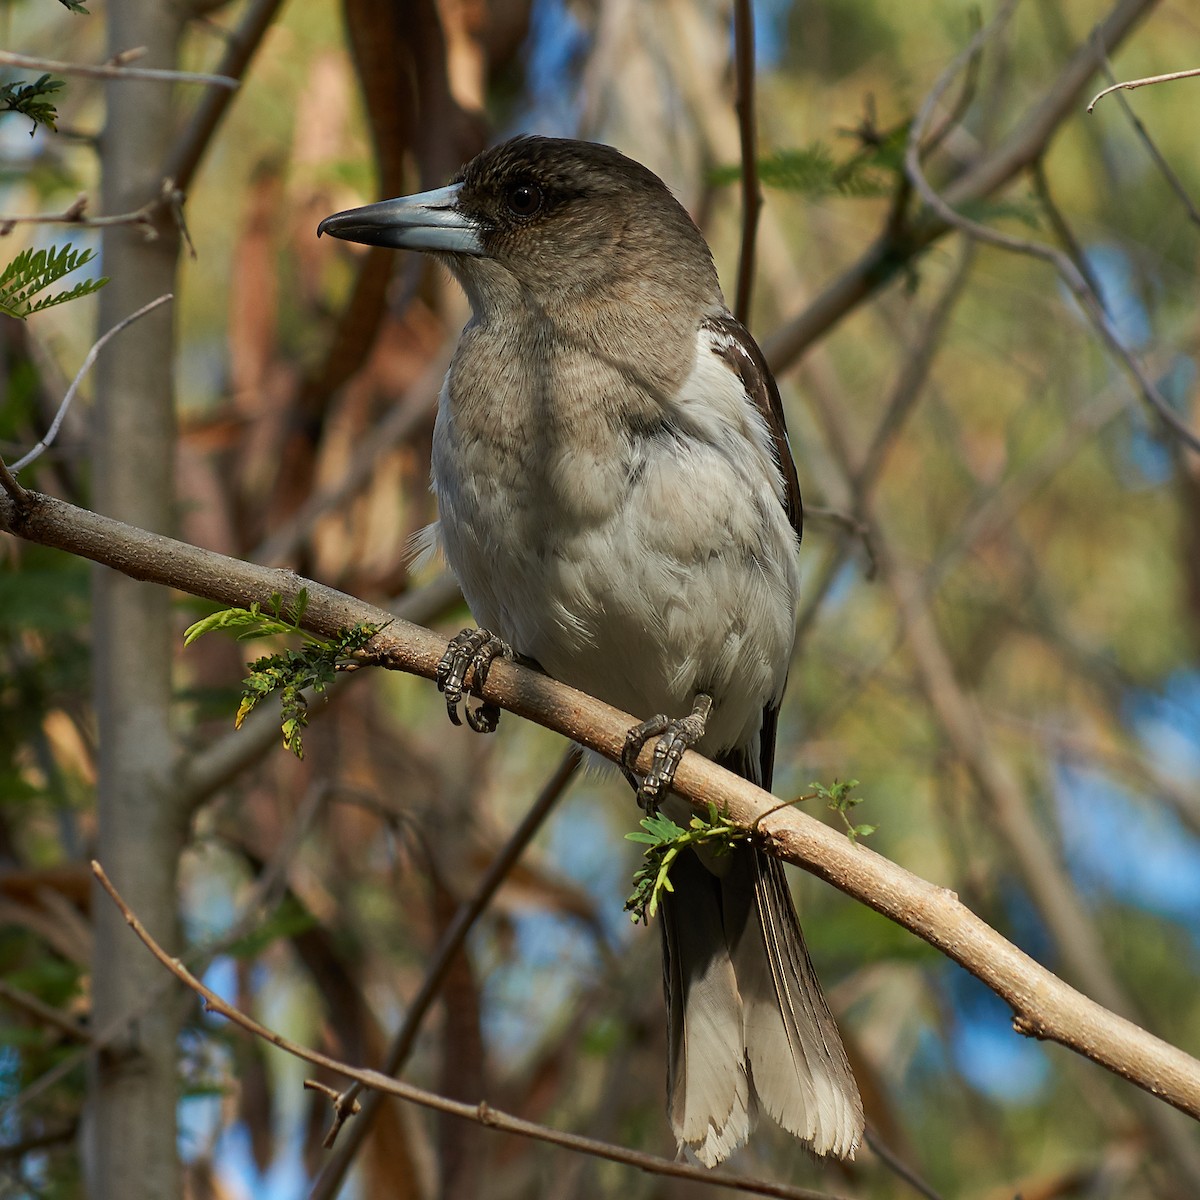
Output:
702 313 802 789
701 312 803 542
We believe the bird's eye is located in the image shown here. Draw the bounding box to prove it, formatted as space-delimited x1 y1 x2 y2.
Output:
505 182 543 218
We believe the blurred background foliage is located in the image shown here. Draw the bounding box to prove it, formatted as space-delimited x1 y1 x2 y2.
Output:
2 0 1200 1197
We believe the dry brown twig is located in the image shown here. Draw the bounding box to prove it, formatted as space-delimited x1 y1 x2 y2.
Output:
8 295 173 475
0 194 155 237
307 746 583 1200
0 48 239 88
0 780 329 1121
3 491 1199 1124
1087 64 1200 111
89 860 847 1200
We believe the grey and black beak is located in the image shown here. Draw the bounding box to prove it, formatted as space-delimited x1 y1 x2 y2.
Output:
317 183 482 255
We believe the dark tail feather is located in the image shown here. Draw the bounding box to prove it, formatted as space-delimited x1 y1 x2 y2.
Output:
660 733 863 1164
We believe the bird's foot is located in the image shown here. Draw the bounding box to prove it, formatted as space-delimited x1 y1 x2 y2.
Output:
437 627 512 733
622 693 713 811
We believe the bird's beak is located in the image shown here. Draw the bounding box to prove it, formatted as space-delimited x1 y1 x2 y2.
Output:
317 183 482 255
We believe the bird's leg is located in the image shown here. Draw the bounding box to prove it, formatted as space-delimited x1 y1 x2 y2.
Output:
436 627 512 733
622 692 714 811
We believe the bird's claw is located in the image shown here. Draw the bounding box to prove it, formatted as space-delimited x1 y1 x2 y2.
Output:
436 627 511 733
623 693 713 812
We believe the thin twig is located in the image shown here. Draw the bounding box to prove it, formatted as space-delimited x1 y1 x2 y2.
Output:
1087 65 1200 112
731 0 761 325
0 194 158 236
904 8 1200 456
310 746 583 1197
864 1127 945 1200
918 9 983 160
1030 160 1107 302
0 979 89 1043
91 859 847 1200
1089 42 1200 227
0 456 28 509
10 295 173 474
2 780 329 1120
0 49 239 89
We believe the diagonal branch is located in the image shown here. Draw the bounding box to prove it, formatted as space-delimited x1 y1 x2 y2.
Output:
902 2 1200 456
308 745 583 1199
90 860 847 1200
3 488 1200 1125
762 0 1159 371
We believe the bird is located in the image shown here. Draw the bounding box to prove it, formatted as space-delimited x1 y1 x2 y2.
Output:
318 135 863 1166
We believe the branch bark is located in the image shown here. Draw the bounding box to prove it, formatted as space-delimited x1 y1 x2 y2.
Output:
4 488 1199 1127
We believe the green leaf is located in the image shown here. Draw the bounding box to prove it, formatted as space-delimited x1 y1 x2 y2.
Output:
625 805 751 924
185 597 380 759
0 74 65 134
0 243 108 320
712 142 894 199
812 778 877 842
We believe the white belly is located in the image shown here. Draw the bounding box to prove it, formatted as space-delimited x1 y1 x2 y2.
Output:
427 344 800 757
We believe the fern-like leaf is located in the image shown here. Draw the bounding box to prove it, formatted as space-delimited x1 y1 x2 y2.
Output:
712 141 894 199
0 244 108 321
0 75 65 135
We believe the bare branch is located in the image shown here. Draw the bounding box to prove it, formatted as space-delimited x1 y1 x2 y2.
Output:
91 859 847 1200
903 11 1200 455
0 978 89 1043
0 48 239 88
10 295 173 474
310 746 583 1197
0 193 157 236
731 0 761 325
1089 43 1200 227
1087 64 1200 111
4 490 1200 1122
763 0 1159 371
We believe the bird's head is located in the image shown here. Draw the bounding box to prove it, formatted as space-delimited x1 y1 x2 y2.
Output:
318 136 721 322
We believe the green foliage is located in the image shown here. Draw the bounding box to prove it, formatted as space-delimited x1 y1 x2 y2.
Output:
0 74 65 134
810 778 875 843
625 803 753 923
184 590 381 759
58 0 91 12
712 139 898 198
958 195 1042 229
223 895 318 960
0 243 108 321
624 780 875 924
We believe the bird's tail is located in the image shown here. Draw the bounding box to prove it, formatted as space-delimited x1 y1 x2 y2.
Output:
659 746 864 1166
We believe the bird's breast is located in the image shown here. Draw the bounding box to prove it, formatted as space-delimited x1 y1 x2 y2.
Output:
428 320 799 754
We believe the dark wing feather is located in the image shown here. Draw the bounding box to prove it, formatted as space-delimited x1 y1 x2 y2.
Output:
701 312 803 541
704 312 801 789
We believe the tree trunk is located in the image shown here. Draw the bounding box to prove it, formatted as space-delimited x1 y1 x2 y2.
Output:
84 2 188 1196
